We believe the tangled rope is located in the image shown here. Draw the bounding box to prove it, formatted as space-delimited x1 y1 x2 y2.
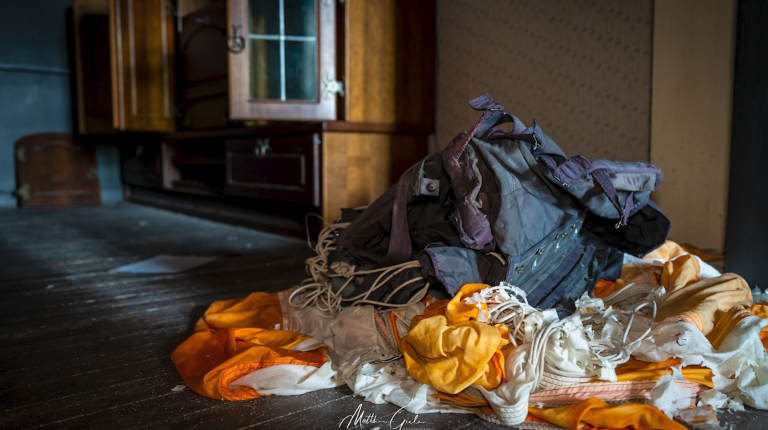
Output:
289 214 428 314
459 282 659 389
468 283 537 346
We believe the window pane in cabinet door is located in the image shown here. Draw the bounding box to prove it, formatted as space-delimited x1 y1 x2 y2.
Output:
284 40 316 100
248 0 280 35
228 0 335 120
284 0 315 37
249 39 281 99
247 0 318 101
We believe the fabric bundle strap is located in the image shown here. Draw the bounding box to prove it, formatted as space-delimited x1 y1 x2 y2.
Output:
351 164 418 301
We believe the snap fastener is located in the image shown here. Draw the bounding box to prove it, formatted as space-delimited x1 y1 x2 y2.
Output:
419 178 440 196
536 249 543 255
555 234 560 240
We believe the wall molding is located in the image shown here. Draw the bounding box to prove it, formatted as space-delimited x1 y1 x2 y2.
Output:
0 63 69 76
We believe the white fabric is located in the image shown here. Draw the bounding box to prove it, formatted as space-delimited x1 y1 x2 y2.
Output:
475 342 536 425
292 303 335 345
229 360 343 395
337 345 466 414
751 286 768 304
623 252 722 280
650 366 693 417
633 317 768 409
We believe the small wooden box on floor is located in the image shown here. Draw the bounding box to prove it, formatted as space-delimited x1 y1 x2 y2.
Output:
14 133 101 208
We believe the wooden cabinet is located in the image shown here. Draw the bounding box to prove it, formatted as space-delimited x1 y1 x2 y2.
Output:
118 124 428 221
224 134 321 205
73 0 116 134
74 0 435 222
342 0 436 126
76 0 434 129
110 0 177 132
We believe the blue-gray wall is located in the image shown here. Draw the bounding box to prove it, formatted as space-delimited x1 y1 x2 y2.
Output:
0 0 122 206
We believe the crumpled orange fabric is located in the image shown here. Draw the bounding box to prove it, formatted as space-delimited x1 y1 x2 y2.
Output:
605 241 752 336
527 397 687 430
171 292 329 401
400 284 511 394
592 279 617 299
613 357 713 388
655 255 752 335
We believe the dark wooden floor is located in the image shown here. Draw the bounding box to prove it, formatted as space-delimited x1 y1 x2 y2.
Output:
0 203 765 429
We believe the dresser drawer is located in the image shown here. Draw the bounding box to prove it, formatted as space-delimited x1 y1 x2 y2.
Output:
223 134 320 206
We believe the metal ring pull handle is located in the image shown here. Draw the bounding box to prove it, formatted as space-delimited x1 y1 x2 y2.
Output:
227 24 245 53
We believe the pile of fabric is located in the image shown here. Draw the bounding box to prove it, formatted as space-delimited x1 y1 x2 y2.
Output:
171 95 767 429
172 238 767 429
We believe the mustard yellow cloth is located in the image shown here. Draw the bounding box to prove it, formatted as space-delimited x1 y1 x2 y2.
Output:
399 283 511 394
611 241 752 336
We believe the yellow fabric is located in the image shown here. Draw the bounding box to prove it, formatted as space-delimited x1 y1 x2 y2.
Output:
171 292 329 401
445 283 488 323
645 240 688 261
656 255 752 335
749 303 768 320
400 283 512 394
408 298 451 330
432 390 489 407
399 314 507 394
527 397 687 430
608 241 752 336
613 357 714 388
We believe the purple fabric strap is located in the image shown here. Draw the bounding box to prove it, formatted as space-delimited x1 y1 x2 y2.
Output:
380 165 416 266
353 165 417 297
442 94 509 178
589 169 632 227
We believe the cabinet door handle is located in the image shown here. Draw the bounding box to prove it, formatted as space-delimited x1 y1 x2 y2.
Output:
254 139 270 157
227 24 245 53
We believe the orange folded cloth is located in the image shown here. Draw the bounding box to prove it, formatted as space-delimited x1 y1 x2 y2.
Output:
171 292 329 401
527 397 687 430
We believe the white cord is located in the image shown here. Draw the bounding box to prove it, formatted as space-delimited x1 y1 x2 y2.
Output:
463 283 536 346
289 217 426 314
631 261 653 284
486 252 507 265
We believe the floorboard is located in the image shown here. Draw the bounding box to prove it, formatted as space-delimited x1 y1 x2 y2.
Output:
0 203 766 429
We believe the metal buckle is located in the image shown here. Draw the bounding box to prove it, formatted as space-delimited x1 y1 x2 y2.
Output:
532 134 541 150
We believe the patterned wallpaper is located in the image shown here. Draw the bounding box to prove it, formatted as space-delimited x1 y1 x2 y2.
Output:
435 0 653 162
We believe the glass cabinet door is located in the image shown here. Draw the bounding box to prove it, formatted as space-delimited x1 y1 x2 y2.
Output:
228 0 336 121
